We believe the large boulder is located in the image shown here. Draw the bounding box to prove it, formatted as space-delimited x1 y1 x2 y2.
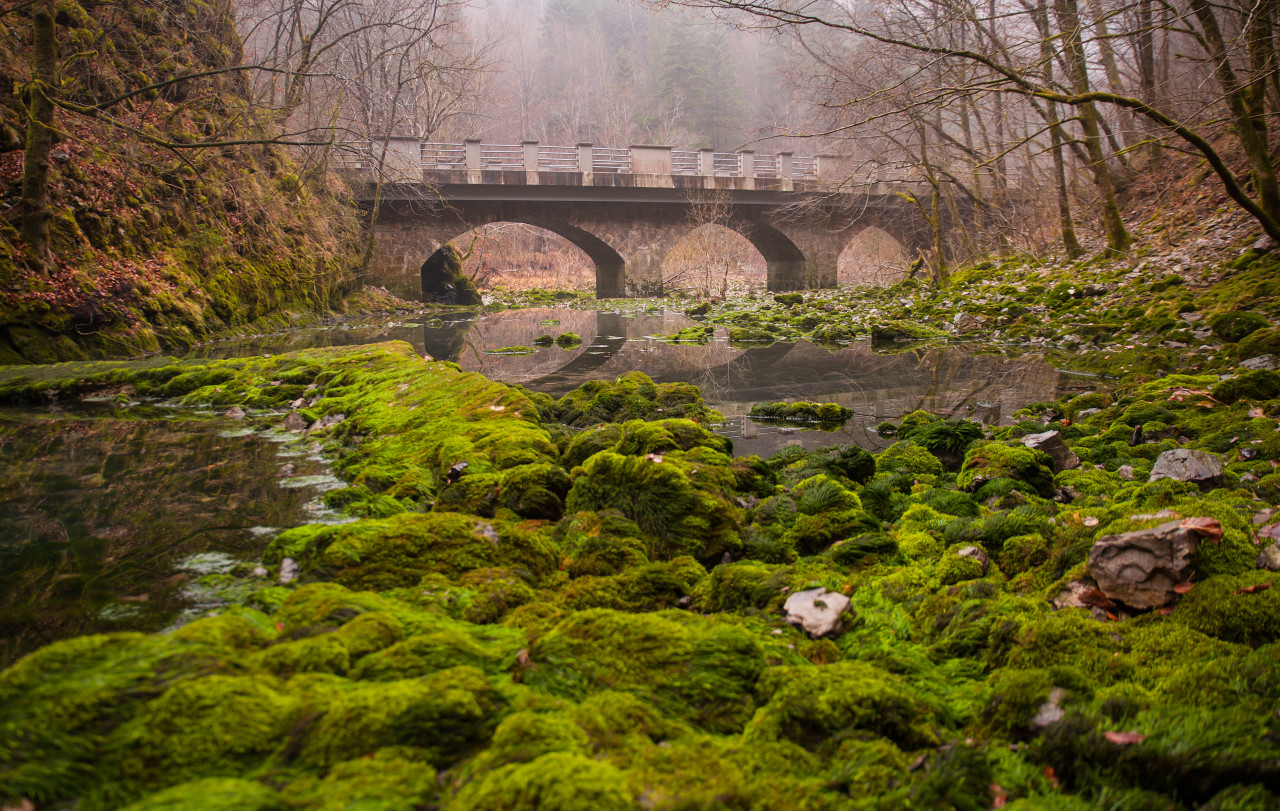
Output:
1087 519 1202 609
421 244 481 305
1147 449 1222 486
1022 430 1079 472
783 587 851 637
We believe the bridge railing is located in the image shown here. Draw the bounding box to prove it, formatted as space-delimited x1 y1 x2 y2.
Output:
351 137 832 185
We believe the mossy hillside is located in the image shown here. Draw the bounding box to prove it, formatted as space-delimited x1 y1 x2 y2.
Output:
6 351 1280 809
0 0 363 363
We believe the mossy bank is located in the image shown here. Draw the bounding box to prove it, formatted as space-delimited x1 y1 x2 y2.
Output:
3 340 1279 809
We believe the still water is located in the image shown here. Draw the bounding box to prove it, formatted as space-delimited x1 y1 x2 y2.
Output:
1 306 1093 663
196 306 1088 456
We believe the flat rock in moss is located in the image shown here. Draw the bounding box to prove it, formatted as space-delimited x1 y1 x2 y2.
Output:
783 587 850 637
1088 519 1198 609
1148 449 1222 485
1022 430 1079 472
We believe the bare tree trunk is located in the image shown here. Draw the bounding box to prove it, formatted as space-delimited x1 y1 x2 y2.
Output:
1134 0 1160 166
1188 0 1280 227
1053 0 1130 254
20 0 57 268
1085 0 1137 150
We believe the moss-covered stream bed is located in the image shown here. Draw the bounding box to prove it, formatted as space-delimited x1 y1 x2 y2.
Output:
185 305 1089 457
0 328 1276 809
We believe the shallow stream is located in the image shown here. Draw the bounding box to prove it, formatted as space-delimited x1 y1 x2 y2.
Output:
0 304 1096 663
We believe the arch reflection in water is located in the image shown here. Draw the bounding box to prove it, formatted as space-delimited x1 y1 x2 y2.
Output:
422 307 1072 455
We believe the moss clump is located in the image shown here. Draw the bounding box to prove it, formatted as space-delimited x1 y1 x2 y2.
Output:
523 609 765 733
660 325 715 343
265 512 558 589
1211 369 1280 403
876 440 945 477
748 400 853 426
958 441 1055 497
119 778 285 811
774 293 804 306
555 332 583 348
1209 311 1271 342
870 320 949 341
1174 572 1280 645
1237 327 1280 358
540 371 722 427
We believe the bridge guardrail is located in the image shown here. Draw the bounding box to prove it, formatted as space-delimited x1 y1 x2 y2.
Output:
344 138 839 186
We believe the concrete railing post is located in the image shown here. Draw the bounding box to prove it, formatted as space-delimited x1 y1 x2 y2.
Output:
465 139 482 183
699 148 714 176
522 140 539 184
378 136 422 183
578 142 593 184
740 150 755 190
779 152 794 191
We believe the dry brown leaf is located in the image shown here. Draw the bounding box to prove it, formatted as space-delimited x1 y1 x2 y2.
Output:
1078 588 1118 611
1158 606 1175 616
1234 582 1272 595
1250 407 1267 418
991 784 1008 808
1104 731 1147 745
1173 581 1195 594
1181 517 1224 544
1044 766 1060 789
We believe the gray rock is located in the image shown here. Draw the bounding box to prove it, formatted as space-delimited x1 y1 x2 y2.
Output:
1259 541 1280 572
279 557 299 584
957 545 990 575
1031 687 1066 728
225 406 246 420
308 413 346 433
1241 355 1278 371
783 587 852 637
1087 520 1198 609
1023 430 1080 472
1254 234 1276 254
1148 449 1222 485
1075 408 1102 418
1117 465 1135 481
282 411 309 432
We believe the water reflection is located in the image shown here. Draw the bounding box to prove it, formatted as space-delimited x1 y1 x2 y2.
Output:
0 409 336 667
193 306 1086 455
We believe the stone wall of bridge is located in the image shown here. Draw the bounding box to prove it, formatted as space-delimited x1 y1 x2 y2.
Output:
362 194 936 300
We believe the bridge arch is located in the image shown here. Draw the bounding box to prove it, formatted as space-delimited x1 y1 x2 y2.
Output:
838 225 910 287
420 219 629 298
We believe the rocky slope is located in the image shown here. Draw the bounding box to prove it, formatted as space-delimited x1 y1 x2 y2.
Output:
0 0 364 363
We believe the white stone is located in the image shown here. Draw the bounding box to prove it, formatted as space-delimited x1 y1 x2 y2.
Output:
783 587 851 638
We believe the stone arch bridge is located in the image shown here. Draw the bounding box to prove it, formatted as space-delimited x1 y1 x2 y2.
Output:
349 140 948 299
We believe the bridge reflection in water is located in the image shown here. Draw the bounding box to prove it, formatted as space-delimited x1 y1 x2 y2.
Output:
425 308 1071 456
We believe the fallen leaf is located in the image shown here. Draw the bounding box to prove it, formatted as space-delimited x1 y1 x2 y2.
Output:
991 784 1008 807
1104 731 1147 745
1044 765 1060 789
1181 517 1224 544
1250 407 1267 418
1078 588 1118 611
1235 582 1272 594
1173 581 1195 594
1083 515 1099 527
1158 606 1175 615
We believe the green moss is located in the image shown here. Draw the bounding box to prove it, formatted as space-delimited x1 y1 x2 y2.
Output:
265 512 558 589
286 751 438 811
1211 369 1280 403
119 778 285 811
1174 572 1280 646
744 661 942 753
522 609 765 733
876 440 945 477
298 666 505 769
1209 311 1270 342
451 752 632 810
958 441 1055 497
555 332 582 348
748 400 854 426
542 372 722 427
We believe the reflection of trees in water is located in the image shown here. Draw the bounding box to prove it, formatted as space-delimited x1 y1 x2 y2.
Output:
0 419 323 668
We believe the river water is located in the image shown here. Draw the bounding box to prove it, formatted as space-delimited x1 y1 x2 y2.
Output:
0 305 1095 664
